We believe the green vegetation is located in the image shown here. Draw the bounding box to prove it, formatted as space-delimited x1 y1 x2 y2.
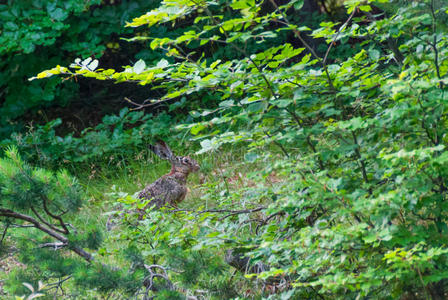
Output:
0 0 160 138
1 0 448 299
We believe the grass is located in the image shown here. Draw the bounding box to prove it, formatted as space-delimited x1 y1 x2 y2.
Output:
76 145 260 208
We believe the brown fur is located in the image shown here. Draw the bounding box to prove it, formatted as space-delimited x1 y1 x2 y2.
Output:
137 141 199 214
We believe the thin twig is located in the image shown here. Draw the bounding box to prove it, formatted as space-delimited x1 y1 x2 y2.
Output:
1 223 9 244
416 93 439 145
219 207 265 221
42 276 72 291
31 206 67 234
172 206 266 215
38 242 67 250
42 195 70 234
322 7 358 67
143 264 174 296
10 224 35 228
264 130 290 158
429 0 443 88
351 131 369 184
124 97 172 110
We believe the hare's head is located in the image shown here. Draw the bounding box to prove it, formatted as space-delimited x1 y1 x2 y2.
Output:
149 140 200 175
173 155 200 174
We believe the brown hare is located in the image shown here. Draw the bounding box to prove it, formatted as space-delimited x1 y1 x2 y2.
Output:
137 141 200 213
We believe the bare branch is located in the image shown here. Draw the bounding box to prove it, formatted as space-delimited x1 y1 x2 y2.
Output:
218 207 265 221
38 242 67 250
351 131 369 184
31 206 67 234
143 264 175 297
41 195 70 234
321 5 358 91
124 97 174 110
171 206 266 215
322 7 358 67
264 130 290 158
10 224 35 228
41 276 72 293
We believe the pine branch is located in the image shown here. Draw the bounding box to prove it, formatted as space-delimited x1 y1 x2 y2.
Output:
0 208 93 262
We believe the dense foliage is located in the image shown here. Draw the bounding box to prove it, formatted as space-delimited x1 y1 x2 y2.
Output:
10 108 174 167
2 0 448 299
0 0 161 139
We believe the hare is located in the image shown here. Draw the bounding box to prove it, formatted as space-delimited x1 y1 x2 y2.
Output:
137 141 200 212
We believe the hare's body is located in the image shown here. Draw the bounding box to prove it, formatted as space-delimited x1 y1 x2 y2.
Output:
138 174 187 208
137 141 199 212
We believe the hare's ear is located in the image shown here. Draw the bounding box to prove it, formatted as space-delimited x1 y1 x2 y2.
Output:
148 140 174 161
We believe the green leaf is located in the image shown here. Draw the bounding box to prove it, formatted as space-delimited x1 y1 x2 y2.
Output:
293 0 304 10
369 49 380 60
359 5 371 12
133 59 146 74
156 59 169 68
48 8 68 21
245 152 258 162
191 124 206 135
88 59 99 71
219 100 234 107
